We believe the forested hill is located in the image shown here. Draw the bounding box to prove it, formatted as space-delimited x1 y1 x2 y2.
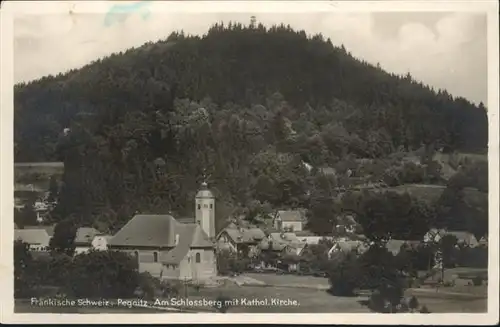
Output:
13 23 488 232
15 22 487 162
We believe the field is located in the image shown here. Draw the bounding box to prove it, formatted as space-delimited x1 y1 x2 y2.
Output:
187 284 368 313
367 183 487 206
14 162 64 194
14 274 487 314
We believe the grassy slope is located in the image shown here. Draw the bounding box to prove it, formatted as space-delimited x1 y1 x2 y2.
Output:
14 162 64 192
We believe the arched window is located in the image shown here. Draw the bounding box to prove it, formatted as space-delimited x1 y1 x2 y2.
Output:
134 251 139 262
153 251 159 263
195 253 201 263
197 204 201 210
210 204 213 209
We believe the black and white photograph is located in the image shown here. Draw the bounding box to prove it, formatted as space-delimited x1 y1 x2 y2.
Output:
1 0 498 324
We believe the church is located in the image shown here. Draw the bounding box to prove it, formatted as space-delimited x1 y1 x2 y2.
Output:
108 182 218 282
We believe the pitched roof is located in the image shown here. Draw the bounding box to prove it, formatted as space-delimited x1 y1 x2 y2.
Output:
109 214 179 247
447 231 478 245
190 224 215 248
294 230 317 237
92 234 113 243
260 232 306 251
219 227 266 244
109 214 213 251
386 239 407 255
318 167 336 175
298 236 334 245
14 229 51 246
23 225 55 236
161 224 213 264
427 228 447 237
276 210 303 222
160 224 195 264
330 240 366 253
74 227 100 246
14 184 45 193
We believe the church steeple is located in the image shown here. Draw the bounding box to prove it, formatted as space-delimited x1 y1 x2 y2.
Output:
195 180 215 239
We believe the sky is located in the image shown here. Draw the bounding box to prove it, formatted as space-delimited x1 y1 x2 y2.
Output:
13 8 488 104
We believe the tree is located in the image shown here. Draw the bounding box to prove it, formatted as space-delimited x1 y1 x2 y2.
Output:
49 219 77 256
47 175 59 203
64 250 140 298
439 234 458 269
14 240 36 298
306 174 338 235
353 191 434 243
16 201 38 227
419 305 431 313
408 295 420 312
13 22 488 235
327 252 362 296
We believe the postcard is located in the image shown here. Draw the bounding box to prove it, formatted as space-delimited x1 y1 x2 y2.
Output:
1 0 498 325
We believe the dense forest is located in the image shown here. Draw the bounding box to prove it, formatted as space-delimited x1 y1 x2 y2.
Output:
14 22 488 235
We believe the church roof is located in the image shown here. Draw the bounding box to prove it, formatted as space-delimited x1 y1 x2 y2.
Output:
161 223 213 264
109 214 213 263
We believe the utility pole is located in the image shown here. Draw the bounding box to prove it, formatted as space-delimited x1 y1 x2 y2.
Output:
184 276 188 298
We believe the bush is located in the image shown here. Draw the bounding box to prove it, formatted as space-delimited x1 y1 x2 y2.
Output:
217 250 250 275
14 241 37 298
408 296 419 312
368 290 387 312
472 276 483 286
63 250 140 299
420 305 431 313
138 272 160 300
327 253 361 297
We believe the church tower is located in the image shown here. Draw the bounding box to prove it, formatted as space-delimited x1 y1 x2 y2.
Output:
195 181 215 239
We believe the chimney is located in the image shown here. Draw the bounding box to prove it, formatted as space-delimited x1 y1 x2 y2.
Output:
175 234 180 245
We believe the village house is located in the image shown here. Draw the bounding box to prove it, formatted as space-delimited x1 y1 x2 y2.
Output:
22 224 55 237
108 182 217 282
216 223 265 257
318 167 336 176
423 228 478 247
91 234 113 251
385 239 421 256
259 232 306 256
295 230 335 246
479 235 488 247
447 231 479 248
273 210 305 232
14 229 51 252
328 239 368 258
423 228 447 243
258 232 306 271
74 227 101 255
